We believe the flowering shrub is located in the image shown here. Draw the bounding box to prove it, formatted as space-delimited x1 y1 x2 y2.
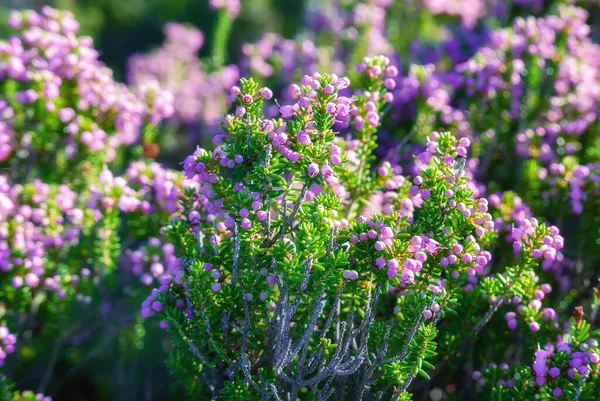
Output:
0 6 178 397
141 56 599 399
0 1 599 400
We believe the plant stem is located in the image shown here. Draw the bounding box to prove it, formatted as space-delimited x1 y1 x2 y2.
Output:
211 10 234 71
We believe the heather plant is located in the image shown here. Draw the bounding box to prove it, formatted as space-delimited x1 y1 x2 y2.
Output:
388 5 600 294
0 7 179 397
0 9 173 178
117 3 600 399
0 6 120 348
377 9 600 390
139 46 600 398
0 1 599 400
472 308 600 400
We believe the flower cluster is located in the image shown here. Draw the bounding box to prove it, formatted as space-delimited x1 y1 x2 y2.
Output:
0 326 17 368
125 239 182 287
1 8 160 173
474 313 600 400
532 340 600 387
128 23 239 130
388 6 599 193
348 132 495 295
0 7 178 395
0 175 93 296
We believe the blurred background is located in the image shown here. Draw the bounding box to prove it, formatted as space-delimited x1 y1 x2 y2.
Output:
0 0 306 80
0 1 599 400
3 0 594 87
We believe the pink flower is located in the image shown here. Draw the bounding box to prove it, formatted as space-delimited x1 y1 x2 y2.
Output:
308 163 319 178
297 130 311 145
401 269 415 284
260 87 273 99
343 270 359 280
280 105 295 118
335 77 350 90
321 164 333 178
326 103 339 116
375 257 386 268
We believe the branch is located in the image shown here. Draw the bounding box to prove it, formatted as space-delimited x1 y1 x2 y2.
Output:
263 182 309 248
231 221 240 287
442 155 466 223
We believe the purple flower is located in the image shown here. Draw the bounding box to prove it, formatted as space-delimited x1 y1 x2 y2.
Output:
343 270 359 280
308 163 319 178
280 105 295 118
260 87 273 99
321 164 333 179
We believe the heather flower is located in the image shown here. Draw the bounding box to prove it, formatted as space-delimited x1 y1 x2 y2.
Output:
1 9 163 175
0 324 17 367
209 0 240 18
128 22 239 134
